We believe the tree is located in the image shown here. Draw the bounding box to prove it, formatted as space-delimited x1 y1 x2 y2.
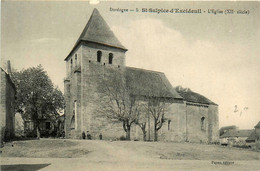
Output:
139 74 170 142
146 97 169 141
97 70 141 140
135 114 147 141
12 65 64 138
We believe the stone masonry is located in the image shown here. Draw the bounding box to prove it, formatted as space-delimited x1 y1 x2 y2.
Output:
0 61 16 143
64 9 219 143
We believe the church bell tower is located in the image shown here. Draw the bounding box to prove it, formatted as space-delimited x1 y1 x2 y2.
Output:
64 8 127 138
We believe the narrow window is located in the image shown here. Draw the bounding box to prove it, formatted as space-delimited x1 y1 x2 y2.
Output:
109 53 113 64
201 117 205 130
168 120 171 131
70 58 73 73
74 100 77 130
70 115 75 129
75 54 77 67
97 51 102 62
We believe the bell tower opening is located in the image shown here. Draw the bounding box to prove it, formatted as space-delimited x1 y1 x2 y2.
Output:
97 51 102 62
109 53 113 64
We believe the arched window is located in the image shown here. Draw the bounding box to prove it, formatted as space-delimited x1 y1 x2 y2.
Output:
70 115 75 129
168 120 171 131
97 51 102 62
109 53 113 64
201 117 205 130
71 58 73 64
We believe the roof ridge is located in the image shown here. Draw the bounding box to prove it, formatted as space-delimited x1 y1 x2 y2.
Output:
126 66 164 74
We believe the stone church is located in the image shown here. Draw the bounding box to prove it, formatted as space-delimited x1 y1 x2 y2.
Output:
64 8 219 143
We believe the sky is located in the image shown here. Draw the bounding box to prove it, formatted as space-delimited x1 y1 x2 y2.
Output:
1 1 260 129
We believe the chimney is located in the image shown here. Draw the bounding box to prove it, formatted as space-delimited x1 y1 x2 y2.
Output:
7 60 11 74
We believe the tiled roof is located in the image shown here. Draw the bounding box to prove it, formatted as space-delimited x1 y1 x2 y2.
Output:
175 86 217 105
65 8 127 60
126 67 183 99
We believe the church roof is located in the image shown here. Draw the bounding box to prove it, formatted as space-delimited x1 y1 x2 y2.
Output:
65 8 127 61
175 86 217 105
125 67 183 99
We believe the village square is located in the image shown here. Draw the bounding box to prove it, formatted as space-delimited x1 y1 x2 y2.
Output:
1 1 260 171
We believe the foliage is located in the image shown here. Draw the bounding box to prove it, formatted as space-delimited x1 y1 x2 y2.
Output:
11 65 64 138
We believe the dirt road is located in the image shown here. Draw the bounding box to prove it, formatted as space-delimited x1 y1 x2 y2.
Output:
1 139 260 171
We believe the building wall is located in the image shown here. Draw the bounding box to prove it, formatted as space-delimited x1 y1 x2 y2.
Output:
80 63 125 139
64 43 219 143
64 45 83 138
157 102 186 142
0 69 15 141
208 105 219 143
186 104 209 143
65 42 127 139
81 42 126 67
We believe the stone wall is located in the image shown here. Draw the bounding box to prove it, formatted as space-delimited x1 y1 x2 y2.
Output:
208 104 219 143
160 102 187 142
0 69 15 141
81 63 125 139
0 71 6 130
64 45 83 138
81 42 126 67
65 42 127 139
64 43 219 142
186 104 209 143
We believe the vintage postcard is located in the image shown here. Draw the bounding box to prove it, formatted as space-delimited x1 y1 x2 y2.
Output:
1 1 259 170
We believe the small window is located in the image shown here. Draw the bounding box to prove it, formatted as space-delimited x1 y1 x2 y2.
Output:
97 51 102 62
70 115 75 129
75 54 77 60
168 120 171 131
71 58 73 64
201 117 205 130
109 53 113 64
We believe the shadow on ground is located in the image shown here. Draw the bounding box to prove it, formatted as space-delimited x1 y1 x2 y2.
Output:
1 164 50 171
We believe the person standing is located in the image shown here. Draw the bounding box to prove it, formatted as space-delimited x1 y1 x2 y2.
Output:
87 131 91 140
82 131 86 140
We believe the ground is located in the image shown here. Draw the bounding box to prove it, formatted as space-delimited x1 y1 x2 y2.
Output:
1 139 260 170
